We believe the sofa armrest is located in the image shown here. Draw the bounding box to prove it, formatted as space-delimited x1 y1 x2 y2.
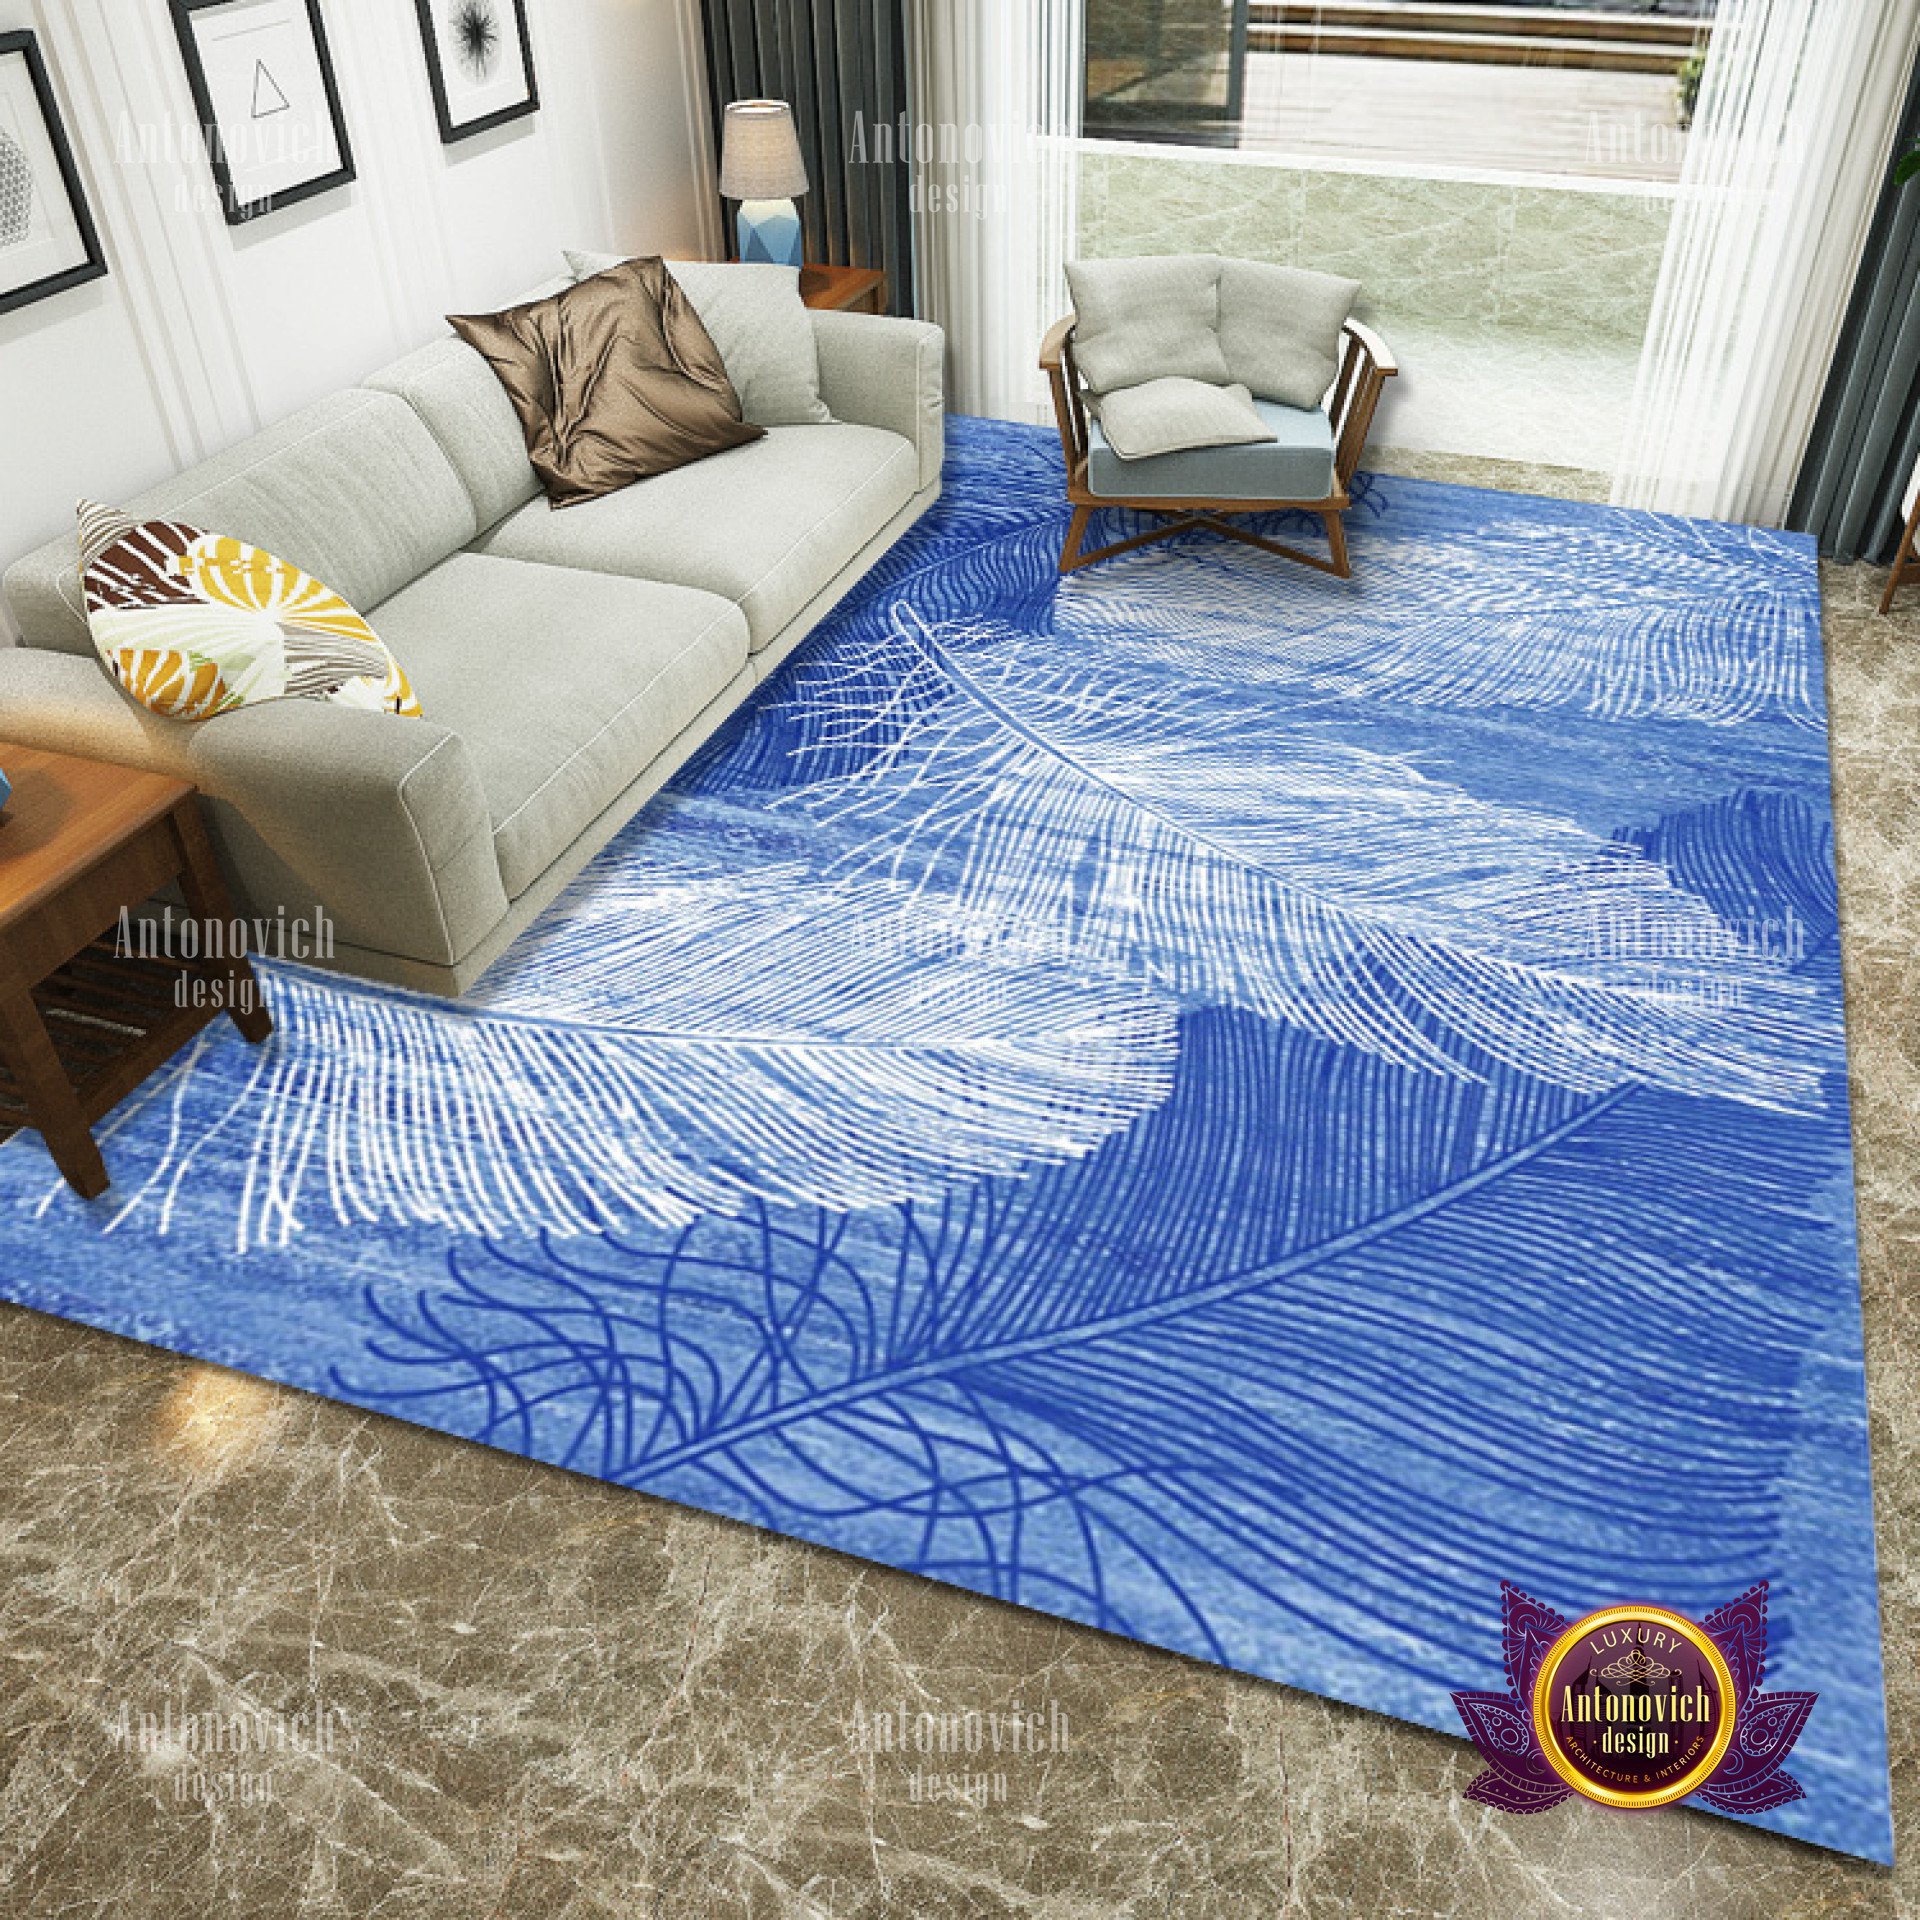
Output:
811 310 946 491
0 649 507 968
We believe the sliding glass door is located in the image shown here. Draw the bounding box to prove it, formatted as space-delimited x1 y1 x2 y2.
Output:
1085 0 1251 145
1074 0 1715 478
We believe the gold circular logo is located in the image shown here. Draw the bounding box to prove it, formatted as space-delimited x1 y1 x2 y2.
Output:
1529 1603 1737 1809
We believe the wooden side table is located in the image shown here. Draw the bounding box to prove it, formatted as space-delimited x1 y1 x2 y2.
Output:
0 742 272 1197
799 264 887 314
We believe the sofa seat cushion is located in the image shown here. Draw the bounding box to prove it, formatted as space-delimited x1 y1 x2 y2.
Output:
472 424 918 650
367 552 749 897
1086 396 1336 502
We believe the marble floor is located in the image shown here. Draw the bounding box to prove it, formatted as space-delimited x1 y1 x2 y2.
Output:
0 450 1912 1918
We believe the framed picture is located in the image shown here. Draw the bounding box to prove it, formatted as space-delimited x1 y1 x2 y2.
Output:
415 0 538 145
171 0 354 225
0 32 107 317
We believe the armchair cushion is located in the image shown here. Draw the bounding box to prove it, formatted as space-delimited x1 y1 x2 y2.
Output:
1065 255 1229 394
1218 260 1360 409
1086 397 1335 502
1090 378 1276 460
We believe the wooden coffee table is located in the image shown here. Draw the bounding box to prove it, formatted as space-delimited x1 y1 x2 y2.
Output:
0 742 272 1197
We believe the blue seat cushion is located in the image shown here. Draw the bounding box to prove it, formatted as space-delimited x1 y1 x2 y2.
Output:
1085 396 1335 502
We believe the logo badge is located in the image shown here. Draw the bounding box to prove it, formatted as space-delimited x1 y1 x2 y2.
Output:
1452 1581 1816 1816
1530 1603 1735 1808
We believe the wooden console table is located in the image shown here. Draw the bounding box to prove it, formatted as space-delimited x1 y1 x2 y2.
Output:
0 743 272 1197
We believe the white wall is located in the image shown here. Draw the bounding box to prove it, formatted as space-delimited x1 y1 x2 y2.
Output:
0 0 719 637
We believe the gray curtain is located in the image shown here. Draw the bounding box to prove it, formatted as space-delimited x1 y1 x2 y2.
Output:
1790 60 1920 560
701 0 916 317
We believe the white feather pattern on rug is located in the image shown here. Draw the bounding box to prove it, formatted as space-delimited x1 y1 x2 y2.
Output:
770 605 1836 1107
1048 515 1821 728
64 860 1176 1249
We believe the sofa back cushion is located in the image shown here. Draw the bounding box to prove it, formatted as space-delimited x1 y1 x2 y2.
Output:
3 389 477 658
364 335 545 531
357 280 573 531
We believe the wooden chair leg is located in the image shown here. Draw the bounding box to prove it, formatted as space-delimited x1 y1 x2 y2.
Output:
1200 516 1350 577
1879 508 1920 615
1063 512 1205 572
0 987 109 1197
1066 505 1358 579
1322 510 1350 579
1061 505 1095 574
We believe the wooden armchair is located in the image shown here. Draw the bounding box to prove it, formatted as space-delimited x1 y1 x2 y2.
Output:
1040 314 1397 576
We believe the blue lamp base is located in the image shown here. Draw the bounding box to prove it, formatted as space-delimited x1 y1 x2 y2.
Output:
735 198 804 268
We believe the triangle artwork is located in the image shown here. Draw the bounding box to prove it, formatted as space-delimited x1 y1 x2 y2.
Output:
250 59 290 119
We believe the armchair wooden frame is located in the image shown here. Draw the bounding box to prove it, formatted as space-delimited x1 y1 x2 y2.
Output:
1878 480 1920 614
1040 314 1398 576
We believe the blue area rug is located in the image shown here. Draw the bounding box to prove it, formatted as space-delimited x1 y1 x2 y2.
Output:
0 419 1889 1859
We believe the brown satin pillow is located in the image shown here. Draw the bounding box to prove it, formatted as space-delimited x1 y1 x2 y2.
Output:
449 258 764 508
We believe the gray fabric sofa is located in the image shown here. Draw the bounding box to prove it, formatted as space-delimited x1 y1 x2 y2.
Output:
0 304 944 994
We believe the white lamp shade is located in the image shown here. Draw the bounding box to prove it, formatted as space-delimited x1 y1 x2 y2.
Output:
719 100 809 201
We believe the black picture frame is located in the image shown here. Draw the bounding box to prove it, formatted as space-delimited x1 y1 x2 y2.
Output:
414 0 539 145
170 0 355 226
0 31 108 317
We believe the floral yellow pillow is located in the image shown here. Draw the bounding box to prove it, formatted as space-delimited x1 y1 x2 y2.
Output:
76 499 422 721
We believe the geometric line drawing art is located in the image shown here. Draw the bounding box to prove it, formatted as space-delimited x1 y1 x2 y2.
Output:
250 59 290 118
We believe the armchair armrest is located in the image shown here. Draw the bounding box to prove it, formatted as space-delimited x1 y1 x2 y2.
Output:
811 310 946 491
1040 314 1092 474
1330 319 1397 492
1344 318 1397 378
0 649 507 968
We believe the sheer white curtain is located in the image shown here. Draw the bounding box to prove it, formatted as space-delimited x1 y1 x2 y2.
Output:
1613 0 1920 523
907 0 1082 421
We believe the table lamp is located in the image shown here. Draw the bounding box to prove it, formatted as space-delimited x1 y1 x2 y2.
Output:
720 99 809 269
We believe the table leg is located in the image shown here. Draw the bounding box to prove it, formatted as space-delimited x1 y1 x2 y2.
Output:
0 988 109 1197
169 801 274 1045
